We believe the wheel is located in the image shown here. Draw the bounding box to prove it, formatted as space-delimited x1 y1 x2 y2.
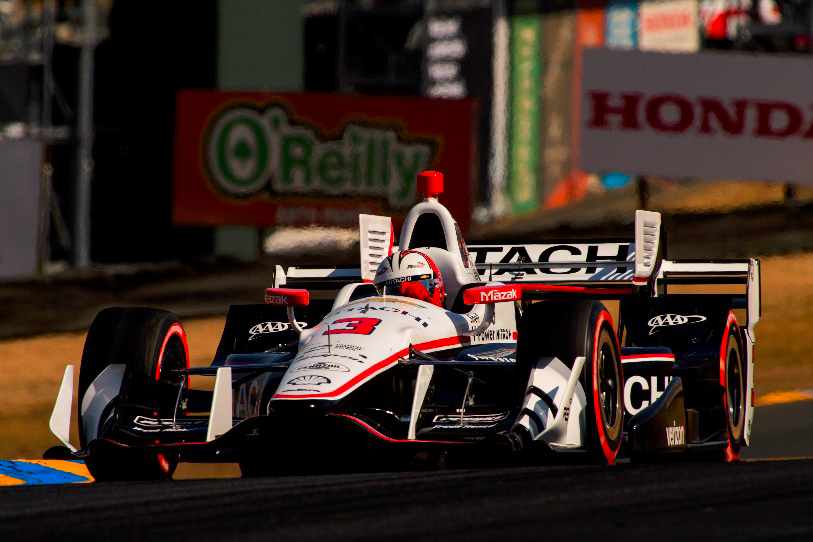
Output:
721 316 745 462
79 307 189 481
517 300 624 464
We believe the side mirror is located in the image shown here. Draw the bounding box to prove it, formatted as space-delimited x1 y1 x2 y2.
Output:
264 288 310 335
264 288 310 307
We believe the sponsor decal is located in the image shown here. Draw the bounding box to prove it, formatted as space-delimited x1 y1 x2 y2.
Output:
468 243 632 277
624 375 674 415
478 287 520 303
563 406 570 422
343 304 431 328
265 293 288 305
299 343 364 356
293 362 351 373
383 274 431 286
205 105 434 207
647 313 707 335
466 354 514 363
431 412 509 428
234 380 262 418
287 375 332 386
131 416 204 432
296 353 367 364
249 321 307 340
278 388 321 393
471 328 516 344
665 423 685 446
406 262 426 269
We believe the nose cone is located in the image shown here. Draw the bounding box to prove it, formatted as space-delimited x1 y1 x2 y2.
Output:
268 397 336 423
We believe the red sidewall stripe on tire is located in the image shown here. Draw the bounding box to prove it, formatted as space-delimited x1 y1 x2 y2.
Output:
594 310 620 465
155 323 190 381
720 310 739 462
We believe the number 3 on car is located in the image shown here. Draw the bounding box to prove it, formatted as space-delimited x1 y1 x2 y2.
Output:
324 317 382 335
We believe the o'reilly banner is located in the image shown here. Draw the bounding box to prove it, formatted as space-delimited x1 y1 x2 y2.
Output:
174 91 478 232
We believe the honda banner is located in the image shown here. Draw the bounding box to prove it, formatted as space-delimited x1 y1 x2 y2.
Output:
580 48 813 183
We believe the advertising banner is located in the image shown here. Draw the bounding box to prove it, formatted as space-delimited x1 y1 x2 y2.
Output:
423 7 495 203
173 91 478 233
606 0 638 48
638 0 700 52
540 11 576 202
580 48 813 183
508 13 542 214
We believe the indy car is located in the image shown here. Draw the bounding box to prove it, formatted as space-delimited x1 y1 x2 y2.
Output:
48 171 760 480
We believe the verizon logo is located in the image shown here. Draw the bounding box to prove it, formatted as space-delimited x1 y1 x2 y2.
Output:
587 91 813 139
479 288 519 302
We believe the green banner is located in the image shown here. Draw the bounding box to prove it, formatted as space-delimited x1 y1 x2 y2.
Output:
509 13 542 214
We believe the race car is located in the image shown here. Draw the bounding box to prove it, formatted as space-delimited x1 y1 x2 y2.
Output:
47 171 761 480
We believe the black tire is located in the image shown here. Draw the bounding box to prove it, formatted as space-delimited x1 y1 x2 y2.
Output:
722 318 745 461
79 307 189 481
517 300 624 464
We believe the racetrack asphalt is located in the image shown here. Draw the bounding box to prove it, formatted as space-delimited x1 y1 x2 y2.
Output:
1 456 812 541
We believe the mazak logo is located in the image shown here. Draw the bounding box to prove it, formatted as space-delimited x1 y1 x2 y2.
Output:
480 288 520 302
265 293 288 305
647 313 706 335
249 321 306 340
205 104 435 207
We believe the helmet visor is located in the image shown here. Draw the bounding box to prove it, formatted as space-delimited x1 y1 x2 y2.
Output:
375 274 437 297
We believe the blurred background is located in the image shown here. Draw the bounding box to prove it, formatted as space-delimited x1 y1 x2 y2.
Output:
0 0 812 278
1 0 813 459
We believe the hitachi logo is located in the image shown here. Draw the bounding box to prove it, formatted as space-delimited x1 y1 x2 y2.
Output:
587 91 813 139
480 288 519 302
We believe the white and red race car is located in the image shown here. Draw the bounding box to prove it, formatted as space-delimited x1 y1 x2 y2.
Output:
48 171 761 480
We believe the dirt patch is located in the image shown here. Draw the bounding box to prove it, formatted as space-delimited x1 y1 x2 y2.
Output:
1 251 810 460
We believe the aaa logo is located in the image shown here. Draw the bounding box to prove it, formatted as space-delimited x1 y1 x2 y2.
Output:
647 313 707 335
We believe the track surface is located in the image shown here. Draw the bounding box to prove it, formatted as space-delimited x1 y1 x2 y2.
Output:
1 400 810 541
1 401 812 542
1 458 812 541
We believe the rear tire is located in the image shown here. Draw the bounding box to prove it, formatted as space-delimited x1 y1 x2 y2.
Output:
722 319 745 462
79 307 189 481
517 300 623 464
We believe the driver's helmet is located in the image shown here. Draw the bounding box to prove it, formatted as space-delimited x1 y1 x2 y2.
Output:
373 250 445 307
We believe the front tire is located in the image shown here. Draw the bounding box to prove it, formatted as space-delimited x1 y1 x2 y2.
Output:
79 307 189 481
517 300 623 464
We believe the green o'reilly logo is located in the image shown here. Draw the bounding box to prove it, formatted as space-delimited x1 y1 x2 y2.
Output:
205 105 435 208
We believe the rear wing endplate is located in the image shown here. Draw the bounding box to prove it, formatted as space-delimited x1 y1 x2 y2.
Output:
654 258 761 334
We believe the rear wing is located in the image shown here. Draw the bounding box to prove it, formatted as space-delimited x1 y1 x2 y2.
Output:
468 210 663 285
272 209 760 334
